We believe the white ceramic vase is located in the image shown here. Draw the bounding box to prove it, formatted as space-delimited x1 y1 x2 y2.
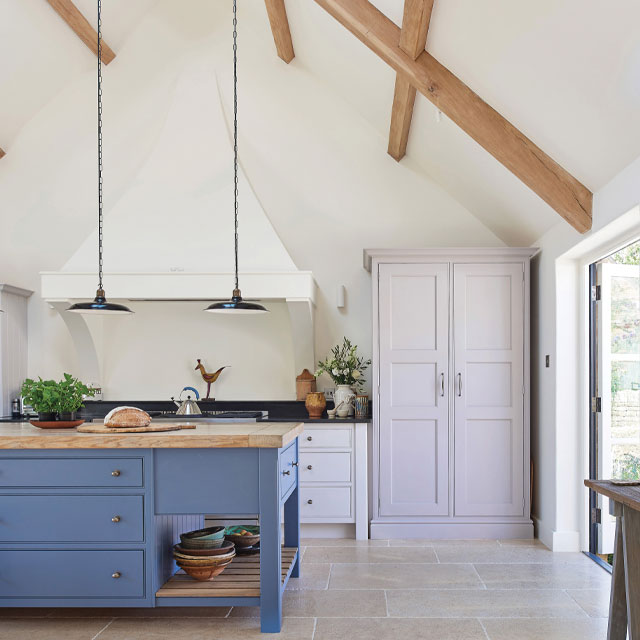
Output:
334 384 355 417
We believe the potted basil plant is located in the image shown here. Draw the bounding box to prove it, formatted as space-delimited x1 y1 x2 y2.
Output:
56 373 96 421
20 378 60 421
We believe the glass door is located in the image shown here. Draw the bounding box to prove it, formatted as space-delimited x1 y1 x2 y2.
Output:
589 241 640 563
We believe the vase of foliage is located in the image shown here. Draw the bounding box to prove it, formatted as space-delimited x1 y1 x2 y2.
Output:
315 338 371 417
56 373 95 420
21 374 96 422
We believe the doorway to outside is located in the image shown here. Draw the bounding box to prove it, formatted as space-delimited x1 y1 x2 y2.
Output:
588 239 640 566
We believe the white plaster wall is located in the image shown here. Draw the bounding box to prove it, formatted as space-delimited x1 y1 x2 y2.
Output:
0 0 502 401
532 154 640 550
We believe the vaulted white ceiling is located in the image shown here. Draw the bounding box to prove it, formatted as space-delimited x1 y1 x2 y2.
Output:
1 0 639 245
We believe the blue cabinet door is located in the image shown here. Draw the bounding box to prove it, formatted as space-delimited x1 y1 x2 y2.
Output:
0 550 144 598
0 495 144 542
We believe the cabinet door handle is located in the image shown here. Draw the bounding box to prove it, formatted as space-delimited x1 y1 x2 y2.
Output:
291 461 299 467
457 373 462 397
307 436 313 441
111 470 121 477
282 470 291 476
112 572 121 579
111 515 121 523
307 465 313 470
307 499 313 505
440 373 445 397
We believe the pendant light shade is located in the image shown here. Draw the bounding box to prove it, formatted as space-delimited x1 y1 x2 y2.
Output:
67 0 132 316
205 0 267 315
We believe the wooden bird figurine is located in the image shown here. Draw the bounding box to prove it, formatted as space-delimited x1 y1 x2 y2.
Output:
195 359 228 399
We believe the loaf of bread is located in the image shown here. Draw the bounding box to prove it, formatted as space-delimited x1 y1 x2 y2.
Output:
104 406 151 428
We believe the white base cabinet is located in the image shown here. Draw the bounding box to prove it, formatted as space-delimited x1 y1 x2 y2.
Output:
299 423 369 540
366 248 536 540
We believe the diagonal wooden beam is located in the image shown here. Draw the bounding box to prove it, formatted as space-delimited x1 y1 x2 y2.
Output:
45 0 116 65
389 0 434 160
315 0 592 232
264 0 295 63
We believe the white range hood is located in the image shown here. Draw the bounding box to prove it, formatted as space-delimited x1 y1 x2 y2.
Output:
40 60 316 386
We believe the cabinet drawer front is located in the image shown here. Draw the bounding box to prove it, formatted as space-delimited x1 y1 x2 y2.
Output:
300 452 351 483
0 457 143 488
301 428 351 449
279 442 298 498
301 487 351 519
0 550 144 598
0 496 144 542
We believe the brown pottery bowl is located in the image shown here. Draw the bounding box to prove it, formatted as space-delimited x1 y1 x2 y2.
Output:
177 561 232 581
173 541 235 557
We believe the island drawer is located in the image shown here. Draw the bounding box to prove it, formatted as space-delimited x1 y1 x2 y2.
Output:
301 487 351 519
0 550 144 598
300 452 351 483
301 428 352 449
279 442 298 498
0 495 144 543
0 457 143 488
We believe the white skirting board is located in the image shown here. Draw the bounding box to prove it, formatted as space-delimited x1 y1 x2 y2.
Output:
370 521 534 540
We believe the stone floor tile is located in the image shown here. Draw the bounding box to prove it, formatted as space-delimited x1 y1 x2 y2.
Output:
481 617 608 639
230 589 387 618
48 606 231 618
301 538 389 547
435 545 582 564
329 563 483 589
388 539 493 548
314 617 487 639
304 545 437 564
474 562 611 589
498 539 548 548
285 562 331 590
96 617 315 639
566 588 611 617
0 617 113 639
386 588 587 618
0 608 53 617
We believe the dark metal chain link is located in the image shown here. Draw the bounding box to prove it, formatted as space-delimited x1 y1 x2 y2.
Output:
97 0 104 290
233 0 239 292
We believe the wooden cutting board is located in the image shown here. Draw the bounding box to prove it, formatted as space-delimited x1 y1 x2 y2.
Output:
77 423 197 434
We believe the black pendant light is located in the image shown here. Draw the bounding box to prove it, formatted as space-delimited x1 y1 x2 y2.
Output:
68 0 132 315
205 0 268 315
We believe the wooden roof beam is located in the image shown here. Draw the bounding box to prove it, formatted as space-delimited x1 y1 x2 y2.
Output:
315 0 592 232
388 0 434 161
45 0 116 65
264 0 295 63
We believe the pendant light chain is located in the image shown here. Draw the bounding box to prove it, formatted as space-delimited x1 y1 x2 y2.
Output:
97 0 104 293
232 0 240 293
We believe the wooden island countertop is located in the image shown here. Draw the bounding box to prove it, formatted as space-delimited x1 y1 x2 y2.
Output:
0 421 304 449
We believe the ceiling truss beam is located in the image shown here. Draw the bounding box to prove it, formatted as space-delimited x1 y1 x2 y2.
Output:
264 0 295 63
314 0 592 232
45 0 116 65
388 0 434 161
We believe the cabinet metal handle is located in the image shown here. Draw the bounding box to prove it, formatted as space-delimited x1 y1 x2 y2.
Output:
307 499 313 505
112 572 121 579
111 515 121 523
282 470 291 476
291 461 299 467
307 436 313 441
111 470 121 477
457 373 462 397
440 373 445 397
307 465 313 470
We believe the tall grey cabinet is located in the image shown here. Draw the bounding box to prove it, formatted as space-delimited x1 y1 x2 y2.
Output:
365 248 536 539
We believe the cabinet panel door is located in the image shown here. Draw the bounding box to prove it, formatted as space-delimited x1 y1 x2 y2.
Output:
453 263 524 516
378 263 449 516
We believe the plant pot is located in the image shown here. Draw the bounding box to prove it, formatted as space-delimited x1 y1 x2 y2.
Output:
37 412 57 422
58 412 76 421
305 392 326 419
335 385 355 417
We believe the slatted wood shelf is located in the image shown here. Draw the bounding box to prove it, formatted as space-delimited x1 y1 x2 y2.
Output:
156 548 298 598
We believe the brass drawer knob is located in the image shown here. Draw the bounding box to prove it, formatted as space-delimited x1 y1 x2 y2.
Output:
307 499 313 505
112 572 121 579
307 436 312 441
282 470 291 476
111 470 121 477
307 465 313 470
111 515 121 523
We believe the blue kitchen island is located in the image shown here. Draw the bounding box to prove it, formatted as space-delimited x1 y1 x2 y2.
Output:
0 421 303 633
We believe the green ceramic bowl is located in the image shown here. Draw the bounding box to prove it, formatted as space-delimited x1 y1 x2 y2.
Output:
225 525 260 548
180 526 225 549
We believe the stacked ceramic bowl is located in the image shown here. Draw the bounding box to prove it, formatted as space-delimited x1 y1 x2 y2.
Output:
174 526 236 581
225 525 260 555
